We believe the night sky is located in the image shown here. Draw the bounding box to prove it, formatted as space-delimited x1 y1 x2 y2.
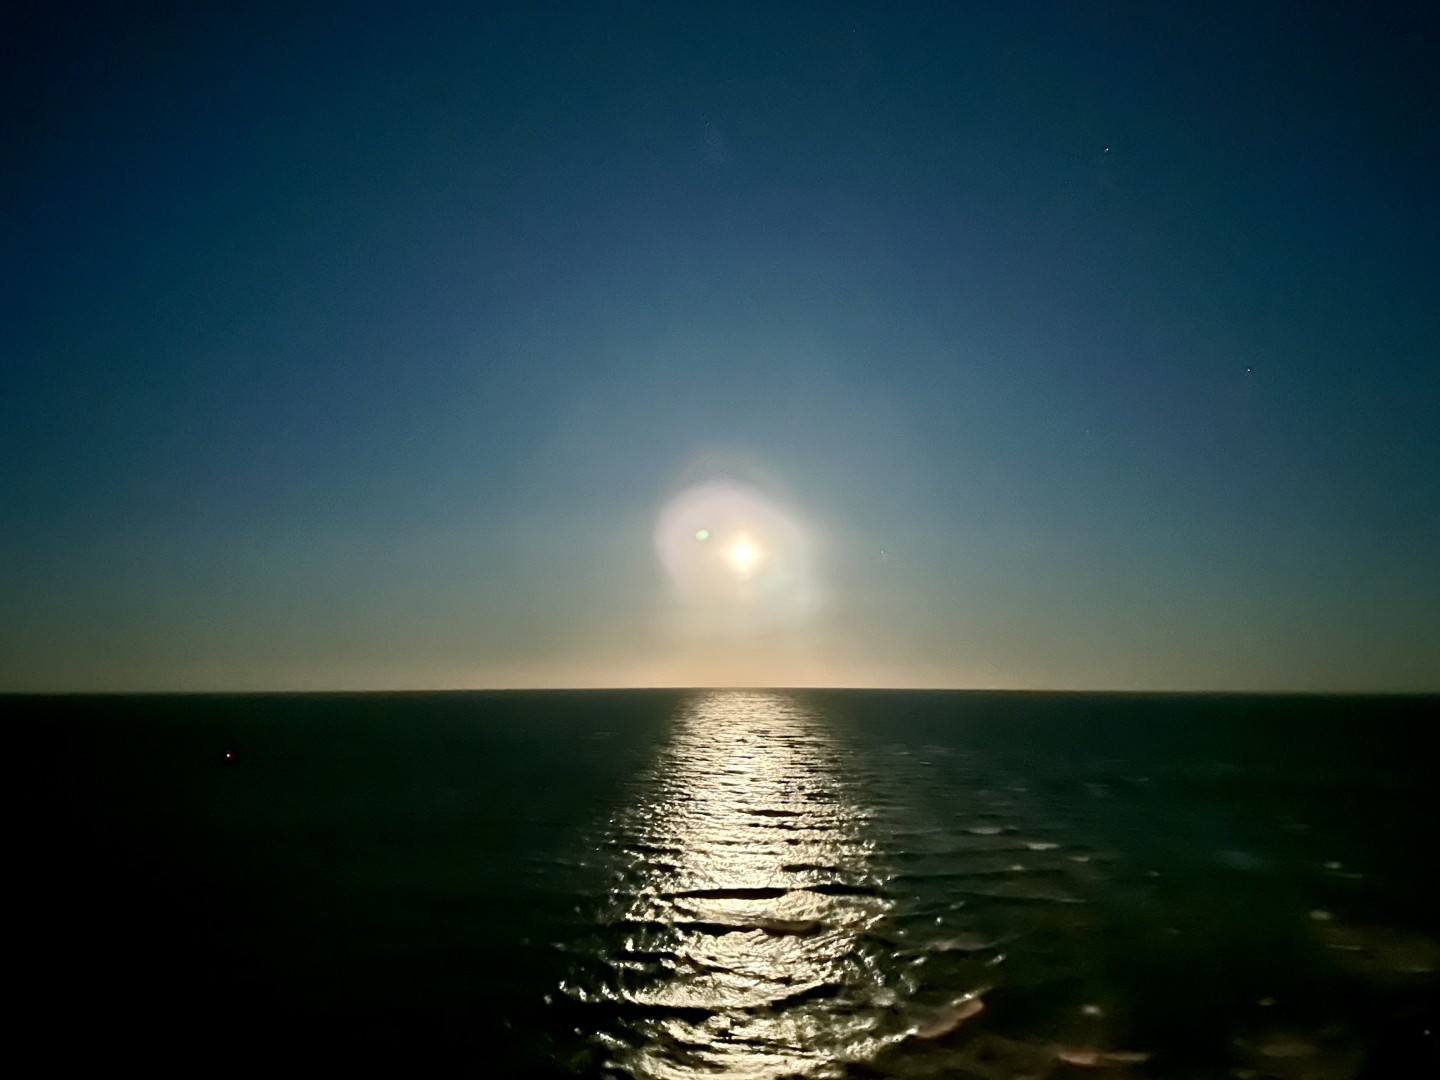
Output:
4 2 1437 692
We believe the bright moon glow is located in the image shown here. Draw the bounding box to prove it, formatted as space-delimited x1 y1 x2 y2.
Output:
727 537 758 575
654 478 820 634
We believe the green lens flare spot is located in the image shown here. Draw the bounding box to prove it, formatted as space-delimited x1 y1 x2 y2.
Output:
695 529 709 541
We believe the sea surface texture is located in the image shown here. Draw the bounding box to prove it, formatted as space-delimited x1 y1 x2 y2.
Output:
22 690 1440 1077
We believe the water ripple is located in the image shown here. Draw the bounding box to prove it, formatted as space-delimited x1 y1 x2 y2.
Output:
551 691 1439 1078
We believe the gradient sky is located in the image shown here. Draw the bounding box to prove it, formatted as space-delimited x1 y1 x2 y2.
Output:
4 2 1437 692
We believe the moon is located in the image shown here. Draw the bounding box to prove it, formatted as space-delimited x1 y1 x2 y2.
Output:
653 479 819 630
726 536 759 577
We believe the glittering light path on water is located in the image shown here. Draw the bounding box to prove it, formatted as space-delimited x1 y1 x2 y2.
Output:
567 691 906 1078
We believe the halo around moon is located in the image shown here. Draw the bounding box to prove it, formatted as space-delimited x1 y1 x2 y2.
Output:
654 479 819 632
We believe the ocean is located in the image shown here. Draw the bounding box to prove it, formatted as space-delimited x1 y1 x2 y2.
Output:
20 689 1439 1077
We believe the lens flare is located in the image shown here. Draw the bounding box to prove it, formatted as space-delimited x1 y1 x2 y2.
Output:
654 479 819 633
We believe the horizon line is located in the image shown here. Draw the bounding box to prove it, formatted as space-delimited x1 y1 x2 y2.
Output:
4 685 1436 698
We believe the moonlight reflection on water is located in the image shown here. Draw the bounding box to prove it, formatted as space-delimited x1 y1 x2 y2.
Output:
571 691 907 1078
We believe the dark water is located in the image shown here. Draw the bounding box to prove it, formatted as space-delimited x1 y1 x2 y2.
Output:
18 690 1440 1076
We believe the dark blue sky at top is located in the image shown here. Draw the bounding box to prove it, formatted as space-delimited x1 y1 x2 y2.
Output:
3 1 1437 690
